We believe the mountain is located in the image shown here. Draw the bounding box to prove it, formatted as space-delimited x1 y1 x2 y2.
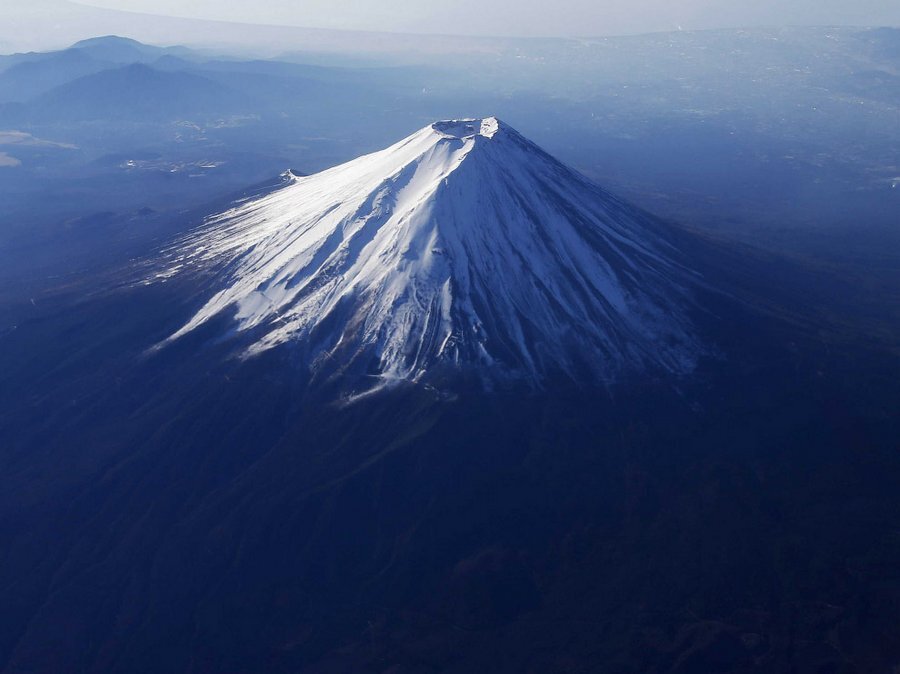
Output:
1 31 899 674
24 63 240 122
0 49 107 103
1 118 899 673
68 35 175 64
0 37 188 102
158 118 703 391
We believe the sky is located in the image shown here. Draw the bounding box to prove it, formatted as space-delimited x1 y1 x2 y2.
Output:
0 0 898 54
67 0 900 37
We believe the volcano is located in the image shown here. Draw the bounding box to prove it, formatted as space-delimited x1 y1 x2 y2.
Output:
158 118 703 388
3 112 900 674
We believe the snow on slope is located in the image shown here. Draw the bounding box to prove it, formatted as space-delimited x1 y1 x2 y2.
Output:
157 117 703 387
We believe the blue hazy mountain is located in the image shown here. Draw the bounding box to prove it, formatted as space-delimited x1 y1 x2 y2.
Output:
26 63 240 121
68 35 186 63
0 36 201 103
0 49 108 102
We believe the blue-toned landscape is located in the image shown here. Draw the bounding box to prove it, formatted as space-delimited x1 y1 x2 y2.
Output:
1 4 898 672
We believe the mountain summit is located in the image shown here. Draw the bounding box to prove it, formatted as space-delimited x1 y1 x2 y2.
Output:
158 118 703 388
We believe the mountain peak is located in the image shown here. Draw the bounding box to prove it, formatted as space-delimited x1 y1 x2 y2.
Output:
67 35 167 64
155 120 703 391
432 117 502 140
71 35 145 49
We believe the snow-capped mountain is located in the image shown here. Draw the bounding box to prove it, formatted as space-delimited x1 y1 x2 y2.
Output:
157 117 703 387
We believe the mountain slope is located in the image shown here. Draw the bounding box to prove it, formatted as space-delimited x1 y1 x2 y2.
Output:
0 50 107 103
159 118 704 389
0 37 188 102
26 63 238 122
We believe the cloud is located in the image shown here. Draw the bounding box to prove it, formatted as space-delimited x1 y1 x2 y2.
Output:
0 152 22 168
0 131 78 149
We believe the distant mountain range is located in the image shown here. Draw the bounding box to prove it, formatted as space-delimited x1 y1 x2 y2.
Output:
30 63 240 121
0 36 187 100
